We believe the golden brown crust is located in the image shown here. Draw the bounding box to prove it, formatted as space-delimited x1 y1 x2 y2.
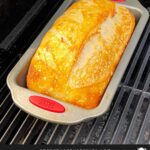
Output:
27 0 135 109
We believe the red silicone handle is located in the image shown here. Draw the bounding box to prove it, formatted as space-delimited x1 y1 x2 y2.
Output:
29 96 65 113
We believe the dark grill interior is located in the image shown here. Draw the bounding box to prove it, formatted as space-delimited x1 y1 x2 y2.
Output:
0 0 150 145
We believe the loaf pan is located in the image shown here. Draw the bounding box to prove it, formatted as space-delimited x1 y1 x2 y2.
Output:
7 0 149 124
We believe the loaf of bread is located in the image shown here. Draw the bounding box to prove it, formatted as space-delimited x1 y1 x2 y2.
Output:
27 0 135 109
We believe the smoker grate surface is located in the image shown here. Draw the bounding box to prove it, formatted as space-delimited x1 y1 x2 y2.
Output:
0 0 150 145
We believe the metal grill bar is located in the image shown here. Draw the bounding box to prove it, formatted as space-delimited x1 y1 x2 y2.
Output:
34 122 49 145
85 112 110 144
60 124 82 144
47 125 68 144
10 115 34 144
71 124 84 144
34 123 60 145
97 88 131 144
85 89 121 144
22 119 45 144
123 94 150 144
110 91 140 144
0 84 9 104
0 110 26 143
47 124 59 144
136 103 150 144
0 0 47 50
72 120 96 144
21 119 38 144
123 20 150 85
134 46 150 88
144 72 150 91
0 104 19 140
41 124 58 144
0 84 7 92
0 102 14 122
58 126 70 144
0 94 11 118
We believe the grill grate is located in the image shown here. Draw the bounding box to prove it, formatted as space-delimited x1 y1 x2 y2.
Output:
0 1 150 145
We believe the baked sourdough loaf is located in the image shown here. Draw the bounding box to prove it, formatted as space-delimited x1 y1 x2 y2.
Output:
27 0 135 109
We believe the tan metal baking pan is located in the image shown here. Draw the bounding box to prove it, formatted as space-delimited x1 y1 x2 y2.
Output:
7 0 149 124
